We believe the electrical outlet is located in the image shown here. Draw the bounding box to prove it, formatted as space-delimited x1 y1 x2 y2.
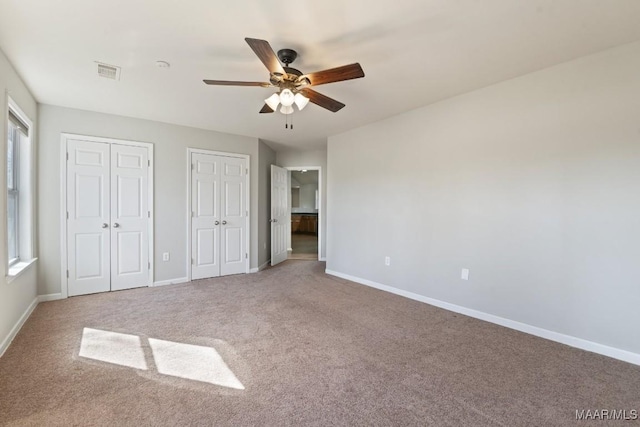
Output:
385 256 391 266
461 268 470 280
162 252 170 262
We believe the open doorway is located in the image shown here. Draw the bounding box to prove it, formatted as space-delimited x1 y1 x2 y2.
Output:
288 168 319 260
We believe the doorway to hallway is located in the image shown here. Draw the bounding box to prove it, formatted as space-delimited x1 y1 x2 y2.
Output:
288 169 319 260
271 166 322 266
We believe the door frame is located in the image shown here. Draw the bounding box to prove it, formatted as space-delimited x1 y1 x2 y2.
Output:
186 148 251 281
283 166 322 261
60 133 155 298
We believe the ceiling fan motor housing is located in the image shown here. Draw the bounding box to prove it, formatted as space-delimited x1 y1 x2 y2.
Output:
270 65 309 90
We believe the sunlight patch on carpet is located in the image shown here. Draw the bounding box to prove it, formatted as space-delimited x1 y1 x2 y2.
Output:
78 328 244 390
149 338 245 389
79 328 148 370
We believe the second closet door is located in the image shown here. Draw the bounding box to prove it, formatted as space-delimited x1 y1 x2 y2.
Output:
191 152 247 280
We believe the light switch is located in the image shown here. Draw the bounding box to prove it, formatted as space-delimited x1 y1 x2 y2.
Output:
461 268 470 280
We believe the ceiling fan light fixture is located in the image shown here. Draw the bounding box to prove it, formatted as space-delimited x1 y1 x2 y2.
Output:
265 93 280 111
294 93 310 110
280 105 294 115
279 89 295 107
204 38 365 121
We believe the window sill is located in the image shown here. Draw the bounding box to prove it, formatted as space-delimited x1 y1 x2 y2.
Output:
7 258 38 284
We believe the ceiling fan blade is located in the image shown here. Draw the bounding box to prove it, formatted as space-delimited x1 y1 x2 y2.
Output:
259 104 274 114
299 88 345 112
305 63 365 86
203 80 271 87
245 38 285 75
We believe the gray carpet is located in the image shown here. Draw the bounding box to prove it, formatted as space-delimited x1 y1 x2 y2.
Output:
1 261 639 426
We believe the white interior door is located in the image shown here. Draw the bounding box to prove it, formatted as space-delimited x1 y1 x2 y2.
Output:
271 165 288 266
191 152 247 279
191 153 221 280
66 138 151 297
110 144 149 291
67 139 111 296
220 156 247 276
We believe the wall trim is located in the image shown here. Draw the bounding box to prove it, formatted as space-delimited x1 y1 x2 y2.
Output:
152 277 189 287
37 293 64 303
325 269 640 366
250 260 271 273
0 297 38 358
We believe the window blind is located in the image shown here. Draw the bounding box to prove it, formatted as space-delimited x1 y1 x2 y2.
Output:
8 110 29 137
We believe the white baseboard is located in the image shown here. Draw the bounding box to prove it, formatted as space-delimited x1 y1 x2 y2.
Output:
325 269 640 366
250 260 271 273
38 293 64 303
152 277 189 287
0 297 38 358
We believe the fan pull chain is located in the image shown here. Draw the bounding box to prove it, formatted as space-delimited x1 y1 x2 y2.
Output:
284 114 294 130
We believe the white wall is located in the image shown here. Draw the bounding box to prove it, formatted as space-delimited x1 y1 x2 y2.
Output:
0 48 38 354
38 104 267 294
328 41 640 358
295 184 318 212
276 148 327 259
258 140 276 268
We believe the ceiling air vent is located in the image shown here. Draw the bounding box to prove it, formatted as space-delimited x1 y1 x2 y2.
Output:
96 62 121 80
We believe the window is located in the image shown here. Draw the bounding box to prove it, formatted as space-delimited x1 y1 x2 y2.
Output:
7 112 22 266
6 98 34 276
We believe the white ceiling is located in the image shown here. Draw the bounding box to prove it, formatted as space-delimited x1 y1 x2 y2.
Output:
2 1 640 151
292 170 319 186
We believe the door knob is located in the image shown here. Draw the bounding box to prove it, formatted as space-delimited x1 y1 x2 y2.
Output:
214 221 220 225
222 220 227 225
102 223 108 228
113 223 120 228
273 219 278 223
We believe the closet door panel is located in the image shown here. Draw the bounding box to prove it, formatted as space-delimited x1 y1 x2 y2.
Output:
191 153 221 279
110 144 150 291
220 156 247 276
67 140 111 296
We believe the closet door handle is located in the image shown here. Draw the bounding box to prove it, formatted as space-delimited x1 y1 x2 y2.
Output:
113 223 120 228
214 221 220 225
222 220 227 225
102 223 109 228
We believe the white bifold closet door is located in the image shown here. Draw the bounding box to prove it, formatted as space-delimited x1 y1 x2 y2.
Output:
67 139 150 297
191 152 247 280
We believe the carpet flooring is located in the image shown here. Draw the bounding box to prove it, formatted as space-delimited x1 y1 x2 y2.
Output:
1 261 639 426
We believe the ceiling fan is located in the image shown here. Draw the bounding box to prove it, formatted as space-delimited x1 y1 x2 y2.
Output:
204 38 365 114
